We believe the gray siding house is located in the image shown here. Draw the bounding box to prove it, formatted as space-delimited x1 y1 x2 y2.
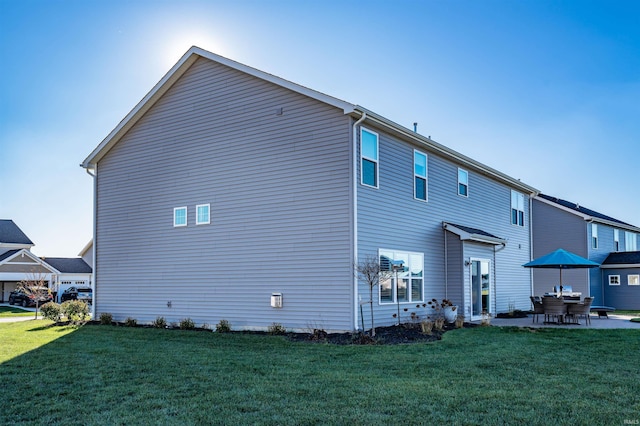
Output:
600 251 640 309
531 194 640 306
82 47 538 331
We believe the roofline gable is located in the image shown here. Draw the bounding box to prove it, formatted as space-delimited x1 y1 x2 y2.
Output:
0 248 59 274
81 46 356 168
534 195 640 233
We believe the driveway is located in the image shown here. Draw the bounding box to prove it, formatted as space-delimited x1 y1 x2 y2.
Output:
0 303 39 323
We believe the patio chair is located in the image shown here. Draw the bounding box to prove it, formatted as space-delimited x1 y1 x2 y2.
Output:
542 296 567 324
530 296 544 323
567 297 594 325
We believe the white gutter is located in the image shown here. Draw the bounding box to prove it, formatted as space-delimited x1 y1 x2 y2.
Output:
352 111 367 331
85 166 97 319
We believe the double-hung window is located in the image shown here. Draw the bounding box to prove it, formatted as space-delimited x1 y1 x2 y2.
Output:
414 151 428 201
173 206 187 227
591 223 598 249
196 204 210 225
614 229 620 251
511 191 525 226
379 250 424 304
625 231 638 251
458 168 468 197
360 128 378 188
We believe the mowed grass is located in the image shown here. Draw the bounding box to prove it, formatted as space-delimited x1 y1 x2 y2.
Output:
0 306 37 318
1 321 638 425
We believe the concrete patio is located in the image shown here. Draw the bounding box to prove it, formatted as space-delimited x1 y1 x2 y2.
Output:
490 313 640 329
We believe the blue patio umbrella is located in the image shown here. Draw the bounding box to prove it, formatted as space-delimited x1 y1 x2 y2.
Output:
523 248 600 288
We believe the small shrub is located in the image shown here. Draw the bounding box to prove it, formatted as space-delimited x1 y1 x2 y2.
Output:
216 319 231 333
152 316 167 329
420 320 434 335
61 300 90 322
179 318 195 330
267 322 286 335
99 312 113 325
40 302 62 322
124 317 138 327
433 317 445 331
455 314 465 329
310 328 328 341
201 323 211 331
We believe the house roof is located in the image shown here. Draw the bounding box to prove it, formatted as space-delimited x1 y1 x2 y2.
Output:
0 249 20 262
41 257 92 273
443 222 507 246
0 220 34 245
601 251 640 268
536 194 640 232
81 47 538 196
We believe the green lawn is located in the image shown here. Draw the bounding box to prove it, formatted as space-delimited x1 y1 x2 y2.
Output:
1 321 638 425
0 306 37 318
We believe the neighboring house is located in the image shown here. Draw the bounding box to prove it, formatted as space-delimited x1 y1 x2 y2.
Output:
600 251 640 310
531 194 640 306
0 219 93 303
81 46 538 332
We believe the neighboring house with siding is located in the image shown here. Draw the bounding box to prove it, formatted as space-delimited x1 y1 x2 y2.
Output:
531 194 640 306
601 251 640 309
81 46 538 332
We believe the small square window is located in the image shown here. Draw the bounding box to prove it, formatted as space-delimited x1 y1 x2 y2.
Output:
174 207 187 227
196 204 210 225
628 275 639 286
608 275 620 286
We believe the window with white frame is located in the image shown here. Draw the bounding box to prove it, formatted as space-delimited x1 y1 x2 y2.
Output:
360 128 378 188
608 275 620 286
629 275 640 286
511 191 525 226
591 223 598 249
458 168 468 197
625 231 638 251
173 206 187 227
196 204 210 225
379 249 424 304
614 229 620 251
414 150 428 201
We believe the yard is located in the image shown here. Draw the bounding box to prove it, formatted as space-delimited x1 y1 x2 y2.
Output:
1 320 638 425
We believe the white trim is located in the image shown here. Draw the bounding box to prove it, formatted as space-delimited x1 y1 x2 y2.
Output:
591 223 599 250
195 204 210 225
413 150 428 202
457 168 469 197
608 275 621 286
469 257 493 321
377 249 424 305
511 190 525 227
360 127 379 189
173 206 188 227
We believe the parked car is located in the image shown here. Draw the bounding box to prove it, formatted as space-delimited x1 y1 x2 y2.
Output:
60 286 93 304
8 288 53 307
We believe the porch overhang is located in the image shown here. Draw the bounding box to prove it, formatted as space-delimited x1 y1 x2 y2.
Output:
443 222 507 246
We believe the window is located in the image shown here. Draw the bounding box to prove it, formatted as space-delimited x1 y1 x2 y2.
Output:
360 128 378 188
196 204 210 225
608 275 620 286
414 151 428 201
628 275 640 286
458 168 468 197
379 250 424 304
625 231 638 251
591 223 598 249
614 229 620 252
173 206 187 227
511 191 525 226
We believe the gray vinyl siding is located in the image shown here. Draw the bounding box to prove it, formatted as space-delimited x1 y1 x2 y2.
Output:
603 268 640 309
531 199 590 298
356 124 533 327
95 57 354 331
588 223 619 304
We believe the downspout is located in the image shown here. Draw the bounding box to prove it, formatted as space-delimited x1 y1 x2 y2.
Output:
443 227 448 299
352 111 367 331
85 166 97 320
529 195 535 297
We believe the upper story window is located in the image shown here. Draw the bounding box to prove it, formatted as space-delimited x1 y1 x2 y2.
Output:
379 249 424 304
591 223 598 249
458 168 468 197
625 231 638 251
510 191 525 226
414 150 428 201
614 229 620 251
196 204 210 225
360 128 378 188
174 206 187 227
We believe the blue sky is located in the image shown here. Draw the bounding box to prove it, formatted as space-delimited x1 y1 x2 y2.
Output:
1 0 639 257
